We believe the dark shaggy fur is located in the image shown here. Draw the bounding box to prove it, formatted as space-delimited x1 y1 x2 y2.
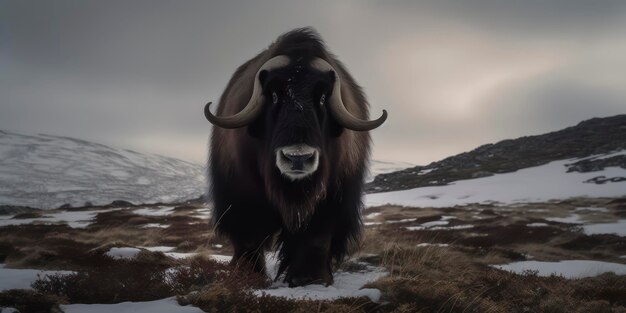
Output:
208 27 372 286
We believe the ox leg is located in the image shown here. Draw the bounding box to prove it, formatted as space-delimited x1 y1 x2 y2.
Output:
279 228 334 287
280 177 363 287
230 235 271 274
215 204 280 275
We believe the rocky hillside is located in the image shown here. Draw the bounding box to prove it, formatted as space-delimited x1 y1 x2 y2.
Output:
366 115 626 193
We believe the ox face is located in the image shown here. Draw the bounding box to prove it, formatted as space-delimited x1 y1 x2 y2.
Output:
254 61 339 182
204 54 387 186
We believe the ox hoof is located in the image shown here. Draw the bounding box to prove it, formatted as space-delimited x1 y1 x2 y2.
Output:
286 272 333 287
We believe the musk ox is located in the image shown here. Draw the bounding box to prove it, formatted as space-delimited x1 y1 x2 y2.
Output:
204 28 387 286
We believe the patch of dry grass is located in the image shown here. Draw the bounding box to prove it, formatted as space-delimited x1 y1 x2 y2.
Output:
0 205 219 270
0 289 65 313
1 199 625 312
179 284 381 313
364 244 626 312
29 255 270 305
32 255 173 303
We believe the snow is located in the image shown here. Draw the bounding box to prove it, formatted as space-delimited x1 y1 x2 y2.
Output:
365 212 381 219
141 246 176 252
192 215 211 220
141 223 170 228
60 297 204 313
0 130 206 209
386 218 417 224
255 265 386 302
246 254 386 302
492 260 626 278
403 215 471 231
417 168 437 175
0 264 74 291
578 150 626 161
133 206 175 216
546 214 583 224
543 214 626 236
582 220 626 236
104 247 230 263
416 243 450 247
574 207 609 213
192 207 213 220
527 223 549 227
210 254 233 263
421 220 450 227
164 252 198 259
406 223 474 231
106 247 142 259
0 209 112 228
366 155 626 208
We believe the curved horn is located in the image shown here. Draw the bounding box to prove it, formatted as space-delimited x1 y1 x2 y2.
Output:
204 55 291 129
310 58 387 131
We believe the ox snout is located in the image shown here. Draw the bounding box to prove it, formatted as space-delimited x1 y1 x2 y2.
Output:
275 144 319 181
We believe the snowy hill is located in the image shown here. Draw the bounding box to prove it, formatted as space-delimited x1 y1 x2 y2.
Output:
0 130 206 209
367 114 626 193
366 151 626 208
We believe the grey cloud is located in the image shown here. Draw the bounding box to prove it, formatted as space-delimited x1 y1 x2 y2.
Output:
1 0 624 165
373 0 626 38
481 77 626 134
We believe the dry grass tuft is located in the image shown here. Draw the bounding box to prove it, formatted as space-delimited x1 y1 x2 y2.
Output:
31 254 173 304
169 255 270 294
0 289 65 313
367 253 626 313
180 285 380 313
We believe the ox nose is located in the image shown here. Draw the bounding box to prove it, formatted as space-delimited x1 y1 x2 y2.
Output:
282 152 315 171
275 144 320 181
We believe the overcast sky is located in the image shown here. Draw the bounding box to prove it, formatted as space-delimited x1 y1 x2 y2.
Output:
1 0 625 165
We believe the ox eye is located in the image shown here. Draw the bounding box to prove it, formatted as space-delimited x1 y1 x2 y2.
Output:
272 92 278 104
319 94 326 106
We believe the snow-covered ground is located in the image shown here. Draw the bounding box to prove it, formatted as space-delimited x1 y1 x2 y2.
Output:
104 246 232 263
0 204 216 230
492 260 626 278
366 153 626 208
583 220 626 236
60 297 205 313
0 264 74 291
0 130 206 209
543 213 626 236
255 254 386 302
106 247 142 259
254 269 385 302
133 206 176 216
141 223 170 228
0 209 114 228
89 248 385 302
141 246 177 252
